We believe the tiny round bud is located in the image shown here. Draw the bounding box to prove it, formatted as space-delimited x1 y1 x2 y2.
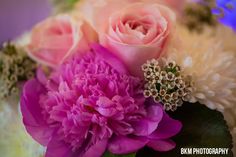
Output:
144 70 153 78
171 92 179 100
168 61 176 68
168 82 176 89
171 104 178 111
167 72 175 81
159 89 166 96
144 90 151 98
177 82 185 89
176 99 183 107
160 71 167 78
174 77 182 84
175 65 181 72
154 96 161 103
164 94 171 102
177 89 185 97
151 89 158 97
142 64 149 71
154 66 161 73
164 103 171 111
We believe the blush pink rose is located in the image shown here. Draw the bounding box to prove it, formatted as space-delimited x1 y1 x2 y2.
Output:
28 14 97 67
77 1 176 76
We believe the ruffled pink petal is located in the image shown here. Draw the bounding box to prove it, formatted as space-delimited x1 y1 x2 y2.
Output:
147 139 176 151
20 79 54 146
148 113 182 140
83 139 108 157
101 35 162 76
108 136 148 154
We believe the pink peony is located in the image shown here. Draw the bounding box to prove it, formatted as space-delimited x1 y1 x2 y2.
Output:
28 14 97 67
77 1 176 76
21 44 182 157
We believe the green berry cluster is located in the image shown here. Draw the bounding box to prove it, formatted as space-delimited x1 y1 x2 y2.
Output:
0 43 36 99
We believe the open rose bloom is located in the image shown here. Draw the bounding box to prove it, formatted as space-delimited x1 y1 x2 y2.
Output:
77 0 179 76
27 14 97 67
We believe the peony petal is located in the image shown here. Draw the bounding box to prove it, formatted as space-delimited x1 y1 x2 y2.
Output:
131 105 163 136
108 136 148 154
146 104 164 122
147 139 176 151
20 79 54 146
148 113 182 140
132 118 159 136
83 139 108 157
45 134 73 157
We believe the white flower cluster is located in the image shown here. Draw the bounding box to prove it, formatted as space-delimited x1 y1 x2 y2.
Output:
166 25 236 111
166 24 236 154
0 101 45 157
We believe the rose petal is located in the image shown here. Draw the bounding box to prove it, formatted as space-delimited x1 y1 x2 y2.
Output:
108 136 148 154
147 139 176 151
28 14 98 67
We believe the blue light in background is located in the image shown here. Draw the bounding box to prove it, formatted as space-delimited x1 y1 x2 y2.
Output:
212 0 236 31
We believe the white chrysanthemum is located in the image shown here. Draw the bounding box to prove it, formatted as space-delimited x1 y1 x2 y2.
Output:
0 101 45 157
214 26 236 53
223 108 236 154
166 25 236 112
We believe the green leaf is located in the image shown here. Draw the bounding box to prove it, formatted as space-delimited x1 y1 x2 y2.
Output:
103 151 136 157
137 102 233 157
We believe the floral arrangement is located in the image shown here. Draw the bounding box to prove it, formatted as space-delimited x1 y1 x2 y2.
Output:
1 0 236 157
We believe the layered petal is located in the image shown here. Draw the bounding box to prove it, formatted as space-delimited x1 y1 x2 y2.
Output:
45 134 73 157
147 139 176 151
20 79 54 146
83 139 108 157
132 105 163 136
108 136 148 154
149 113 182 139
28 14 98 67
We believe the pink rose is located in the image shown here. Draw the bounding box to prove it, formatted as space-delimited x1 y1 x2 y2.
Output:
78 1 176 76
28 14 97 67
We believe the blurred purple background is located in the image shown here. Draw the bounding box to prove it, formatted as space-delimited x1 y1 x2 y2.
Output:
0 0 52 44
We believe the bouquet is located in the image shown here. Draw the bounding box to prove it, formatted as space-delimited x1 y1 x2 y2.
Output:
0 0 236 157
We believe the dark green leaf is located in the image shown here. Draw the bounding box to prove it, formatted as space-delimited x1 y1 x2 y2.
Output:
137 102 233 157
103 151 136 157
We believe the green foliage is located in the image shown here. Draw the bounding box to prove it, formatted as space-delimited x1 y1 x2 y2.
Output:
103 151 136 157
0 43 36 99
51 0 80 12
183 3 217 32
137 102 233 157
